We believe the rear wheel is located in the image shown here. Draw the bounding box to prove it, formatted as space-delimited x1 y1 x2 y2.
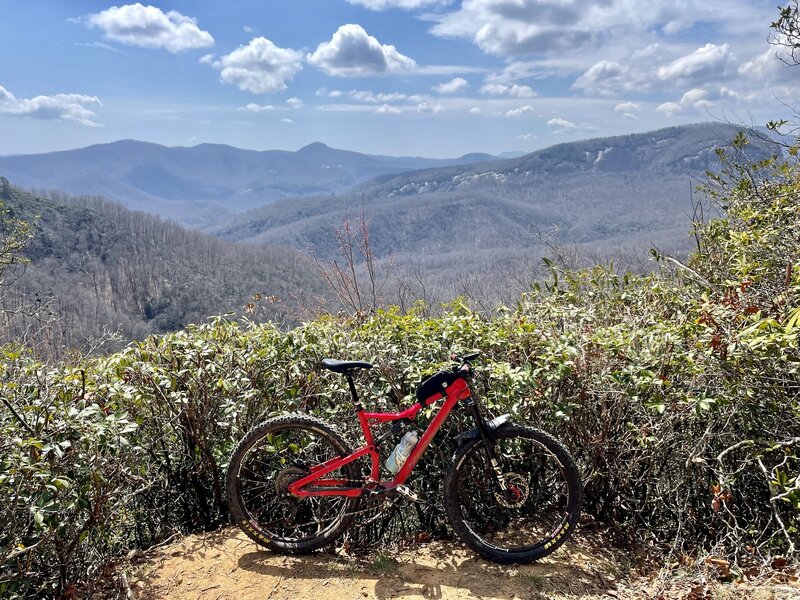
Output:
444 425 581 563
226 414 360 553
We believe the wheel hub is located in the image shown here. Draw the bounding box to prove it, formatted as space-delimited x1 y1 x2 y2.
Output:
275 466 307 497
494 472 529 508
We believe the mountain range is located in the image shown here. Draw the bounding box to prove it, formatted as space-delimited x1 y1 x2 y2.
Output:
209 123 777 293
0 140 497 228
0 122 780 343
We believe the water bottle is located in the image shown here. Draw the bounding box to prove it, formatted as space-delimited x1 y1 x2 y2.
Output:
385 430 419 474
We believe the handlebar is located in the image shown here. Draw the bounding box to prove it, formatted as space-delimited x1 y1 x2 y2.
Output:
450 351 481 377
450 351 481 364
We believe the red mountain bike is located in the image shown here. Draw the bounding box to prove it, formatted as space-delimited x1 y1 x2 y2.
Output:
226 353 581 564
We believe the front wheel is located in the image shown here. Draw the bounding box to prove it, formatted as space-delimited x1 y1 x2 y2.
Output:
444 425 582 563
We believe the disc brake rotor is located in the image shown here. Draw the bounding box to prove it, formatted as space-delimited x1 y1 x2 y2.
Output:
494 472 529 508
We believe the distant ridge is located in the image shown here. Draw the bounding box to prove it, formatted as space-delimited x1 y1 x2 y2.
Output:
210 122 778 290
0 140 497 228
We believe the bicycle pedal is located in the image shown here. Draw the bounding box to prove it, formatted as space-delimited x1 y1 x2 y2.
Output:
395 484 420 502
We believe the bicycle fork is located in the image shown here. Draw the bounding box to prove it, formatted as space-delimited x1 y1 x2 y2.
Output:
465 398 516 503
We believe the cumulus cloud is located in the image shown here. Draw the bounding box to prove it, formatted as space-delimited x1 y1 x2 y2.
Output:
506 105 535 117
431 0 588 56
242 103 275 112
0 84 102 126
212 37 304 94
657 43 733 82
469 107 482 114
480 83 536 98
656 88 712 116
433 77 469 94
547 117 579 133
346 0 450 9
307 24 416 76
77 3 213 53
738 48 791 85
572 59 637 96
573 43 734 96
281 118 293 123
286 97 303 109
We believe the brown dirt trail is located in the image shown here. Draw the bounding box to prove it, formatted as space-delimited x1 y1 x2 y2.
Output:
128 528 799 600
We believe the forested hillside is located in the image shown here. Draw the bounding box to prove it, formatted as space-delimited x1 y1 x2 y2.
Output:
0 141 496 228
211 123 778 295
0 178 325 357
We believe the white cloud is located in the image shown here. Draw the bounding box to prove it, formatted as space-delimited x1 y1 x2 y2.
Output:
480 83 536 98
517 133 538 140
212 37 304 94
199 53 214 64
657 43 733 82
429 0 768 59
286 97 304 109
614 101 640 113
281 118 293 123
573 43 734 96
417 102 444 113
75 41 127 55
572 60 636 96
505 105 535 117
352 90 407 102
656 88 712 116
78 3 213 53
243 26 254 33
415 65 490 76
0 84 102 126
485 58 587 84
547 117 578 133
324 89 408 103
242 103 275 112
469 107 482 114
346 0 450 9
433 77 469 94
307 24 416 76
375 104 403 114
430 0 589 56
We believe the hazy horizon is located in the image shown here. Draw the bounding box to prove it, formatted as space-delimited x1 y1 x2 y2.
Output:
2 1 798 158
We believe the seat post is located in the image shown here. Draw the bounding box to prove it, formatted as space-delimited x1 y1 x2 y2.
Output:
345 373 362 409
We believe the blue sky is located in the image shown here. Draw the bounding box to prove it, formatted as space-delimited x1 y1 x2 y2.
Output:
1 0 798 157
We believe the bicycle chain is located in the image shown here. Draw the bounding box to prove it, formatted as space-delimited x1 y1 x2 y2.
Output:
271 483 434 533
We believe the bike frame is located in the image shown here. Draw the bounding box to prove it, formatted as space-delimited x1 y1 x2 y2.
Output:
287 377 472 498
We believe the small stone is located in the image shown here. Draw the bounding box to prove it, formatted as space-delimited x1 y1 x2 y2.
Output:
127 549 145 561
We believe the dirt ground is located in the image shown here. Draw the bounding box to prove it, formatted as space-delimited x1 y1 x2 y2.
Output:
123 528 800 600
